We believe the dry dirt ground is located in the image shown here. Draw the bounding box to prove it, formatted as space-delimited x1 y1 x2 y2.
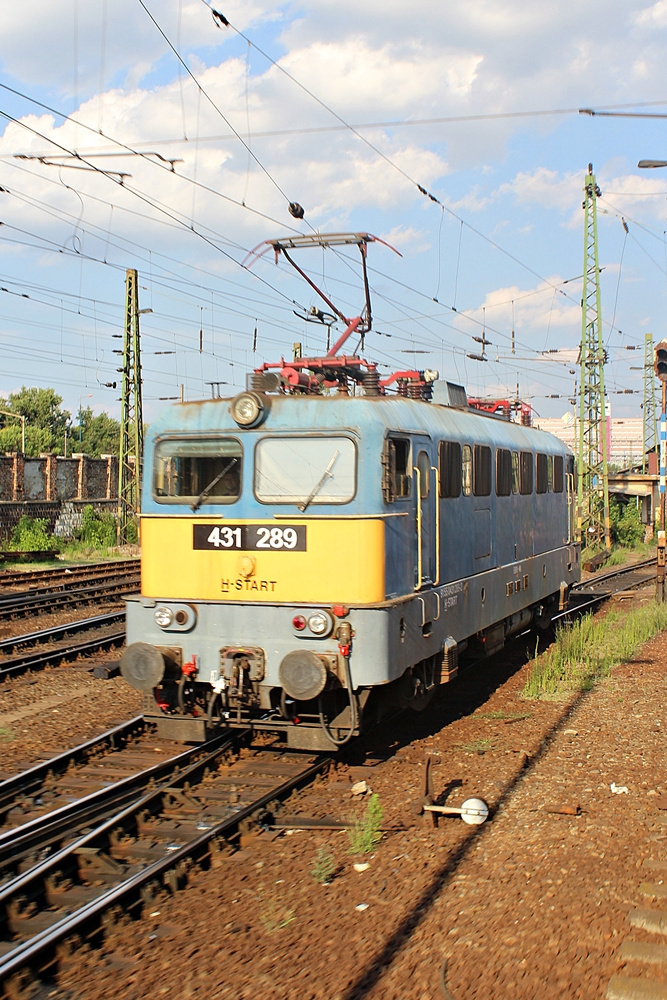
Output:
0 591 664 1000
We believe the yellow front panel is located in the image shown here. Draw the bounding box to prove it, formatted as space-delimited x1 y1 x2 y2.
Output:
140 517 385 604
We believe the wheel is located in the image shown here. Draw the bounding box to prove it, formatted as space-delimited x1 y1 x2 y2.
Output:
399 655 439 712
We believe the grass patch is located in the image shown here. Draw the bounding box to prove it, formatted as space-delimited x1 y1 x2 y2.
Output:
0 726 15 742
476 710 532 721
311 846 336 885
347 793 383 855
456 737 495 754
257 888 296 932
523 602 667 699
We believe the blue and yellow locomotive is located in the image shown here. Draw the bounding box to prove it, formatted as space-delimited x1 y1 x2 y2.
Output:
120 234 580 749
120 367 579 749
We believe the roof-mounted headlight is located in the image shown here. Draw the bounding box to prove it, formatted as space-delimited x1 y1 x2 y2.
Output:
230 391 267 428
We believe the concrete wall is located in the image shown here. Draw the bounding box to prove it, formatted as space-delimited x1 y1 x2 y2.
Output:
0 453 119 539
0 454 118 503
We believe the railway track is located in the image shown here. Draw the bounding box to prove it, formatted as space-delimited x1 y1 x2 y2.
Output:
568 557 657 613
0 731 329 999
0 572 139 622
0 612 125 681
0 559 139 593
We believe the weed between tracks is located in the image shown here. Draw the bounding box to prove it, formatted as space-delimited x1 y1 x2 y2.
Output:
523 602 667 698
347 793 384 855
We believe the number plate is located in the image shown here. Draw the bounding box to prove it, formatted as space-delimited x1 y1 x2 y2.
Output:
193 524 307 552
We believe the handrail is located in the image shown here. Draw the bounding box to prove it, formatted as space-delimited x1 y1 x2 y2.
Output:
414 464 422 590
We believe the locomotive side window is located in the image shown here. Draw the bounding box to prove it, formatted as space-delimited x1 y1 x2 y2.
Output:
383 437 411 501
462 444 472 496
536 453 548 494
473 444 491 496
547 455 553 491
416 451 430 498
496 448 512 496
519 451 533 494
153 438 242 504
439 441 461 497
255 436 356 504
511 451 519 494
553 455 564 492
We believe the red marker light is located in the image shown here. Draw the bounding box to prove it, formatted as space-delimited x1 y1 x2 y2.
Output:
292 615 306 631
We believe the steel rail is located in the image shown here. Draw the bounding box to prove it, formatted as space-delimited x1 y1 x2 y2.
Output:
0 628 126 681
0 737 223 877
0 559 139 590
0 611 124 653
0 744 328 994
0 717 145 820
0 574 138 619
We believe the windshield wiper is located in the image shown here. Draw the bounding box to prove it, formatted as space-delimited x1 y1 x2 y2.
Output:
191 459 235 512
298 450 340 512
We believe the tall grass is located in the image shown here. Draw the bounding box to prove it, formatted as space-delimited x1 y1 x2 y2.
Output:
523 602 667 698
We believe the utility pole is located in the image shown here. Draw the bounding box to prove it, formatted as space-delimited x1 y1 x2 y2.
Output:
117 269 145 544
576 163 611 551
654 341 667 601
642 332 658 474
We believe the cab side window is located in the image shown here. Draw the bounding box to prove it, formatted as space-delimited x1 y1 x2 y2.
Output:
383 437 411 501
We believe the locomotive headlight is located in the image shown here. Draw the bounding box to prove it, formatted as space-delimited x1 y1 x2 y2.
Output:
230 391 265 428
307 610 334 636
154 606 174 628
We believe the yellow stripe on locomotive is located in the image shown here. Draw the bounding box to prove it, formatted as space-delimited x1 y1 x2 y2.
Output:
140 515 386 604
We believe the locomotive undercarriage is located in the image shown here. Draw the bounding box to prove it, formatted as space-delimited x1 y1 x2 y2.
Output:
123 553 572 750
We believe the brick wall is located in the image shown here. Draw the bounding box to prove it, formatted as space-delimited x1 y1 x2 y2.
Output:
0 454 118 502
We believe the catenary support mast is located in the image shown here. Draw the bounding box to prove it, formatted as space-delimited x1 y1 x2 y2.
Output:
643 332 657 475
576 163 611 551
117 268 144 544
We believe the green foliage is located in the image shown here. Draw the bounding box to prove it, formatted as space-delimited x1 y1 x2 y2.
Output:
311 846 336 884
609 497 644 548
257 887 296 932
79 505 117 548
9 515 54 552
347 793 383 855
74 407 120 457
0 387 70 456
523 603 667 698
456 737 495 754
0 388 120 458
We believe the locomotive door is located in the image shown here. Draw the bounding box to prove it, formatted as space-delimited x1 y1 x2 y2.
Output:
413 439 439 590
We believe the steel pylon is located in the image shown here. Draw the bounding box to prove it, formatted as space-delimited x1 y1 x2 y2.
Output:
117 268 144 544
642 332 657 474
576 164 611 551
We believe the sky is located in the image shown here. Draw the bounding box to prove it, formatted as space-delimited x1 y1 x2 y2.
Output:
2 0 667 428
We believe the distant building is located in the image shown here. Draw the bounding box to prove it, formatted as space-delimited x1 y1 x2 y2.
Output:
534 413 644 468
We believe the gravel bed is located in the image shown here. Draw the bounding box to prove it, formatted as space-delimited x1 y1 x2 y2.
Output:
0 589 664 999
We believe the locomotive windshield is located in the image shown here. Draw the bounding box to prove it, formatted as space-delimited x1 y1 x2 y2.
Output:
255 436 356 505
153 438 242 504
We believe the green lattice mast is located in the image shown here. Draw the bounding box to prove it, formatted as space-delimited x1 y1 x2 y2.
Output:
643 332 657 474
117 268 144 544
576 164 611 551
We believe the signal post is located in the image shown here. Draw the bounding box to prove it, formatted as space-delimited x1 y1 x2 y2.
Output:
654 340 667 601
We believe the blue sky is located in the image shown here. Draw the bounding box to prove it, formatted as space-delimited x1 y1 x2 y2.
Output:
2 0 667 426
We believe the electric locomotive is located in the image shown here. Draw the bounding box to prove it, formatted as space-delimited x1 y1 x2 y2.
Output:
120 234 580 749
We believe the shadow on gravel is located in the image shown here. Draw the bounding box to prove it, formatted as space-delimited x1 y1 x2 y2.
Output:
341 682 591 1000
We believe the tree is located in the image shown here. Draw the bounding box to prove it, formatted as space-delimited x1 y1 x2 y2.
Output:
73 408 120 457
0 387 120 458
0 387 70 456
